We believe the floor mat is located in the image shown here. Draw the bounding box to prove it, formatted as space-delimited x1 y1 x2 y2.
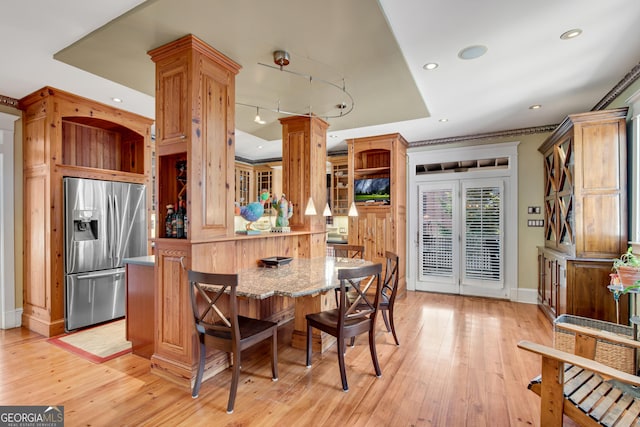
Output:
47 319 132 363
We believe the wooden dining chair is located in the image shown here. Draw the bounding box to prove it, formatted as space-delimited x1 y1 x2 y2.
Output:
380 251 400 346
306 263 383 391
330 244 365 259
188 270 278 414
330 244 365 316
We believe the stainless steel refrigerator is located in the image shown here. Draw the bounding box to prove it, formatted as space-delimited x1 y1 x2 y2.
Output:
63 177 147 332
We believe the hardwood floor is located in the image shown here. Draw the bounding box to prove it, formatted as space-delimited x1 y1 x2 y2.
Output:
1 292 565 426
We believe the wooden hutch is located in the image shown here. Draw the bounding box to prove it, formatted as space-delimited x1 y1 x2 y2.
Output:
537 108 629 324
347 133 407 296
19 87 153 337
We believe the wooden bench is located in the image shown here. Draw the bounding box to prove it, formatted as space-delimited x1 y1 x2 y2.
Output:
519 322 640 426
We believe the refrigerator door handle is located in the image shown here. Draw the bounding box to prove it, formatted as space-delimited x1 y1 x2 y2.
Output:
77 268 126 280
108 194 115 263
113 192 121 266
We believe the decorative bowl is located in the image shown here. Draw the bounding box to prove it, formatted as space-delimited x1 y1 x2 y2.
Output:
259 256 293 268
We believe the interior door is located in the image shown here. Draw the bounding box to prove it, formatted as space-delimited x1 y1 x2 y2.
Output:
416 179 506 298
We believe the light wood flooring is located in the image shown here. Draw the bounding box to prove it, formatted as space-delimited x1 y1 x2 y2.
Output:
1 292 570 426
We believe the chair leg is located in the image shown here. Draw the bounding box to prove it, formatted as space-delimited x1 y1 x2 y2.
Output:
349 337 355 347
306 322 312 368
192 333 206 398
227 352 241 414
271 329 279 381
369 328 382 378
381 310 391 332
388 306 400 346
337 336 349 391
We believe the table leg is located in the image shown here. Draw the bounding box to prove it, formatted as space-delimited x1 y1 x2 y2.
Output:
291 291 337 352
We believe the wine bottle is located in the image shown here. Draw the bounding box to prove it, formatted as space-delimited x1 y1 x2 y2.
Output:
165 205 175 238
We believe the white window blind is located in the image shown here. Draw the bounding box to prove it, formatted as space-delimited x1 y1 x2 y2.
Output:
419 186 454 278
463 183 503 283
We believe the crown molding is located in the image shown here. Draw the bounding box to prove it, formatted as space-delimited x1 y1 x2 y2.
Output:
592 61 640 111
410 124 558 148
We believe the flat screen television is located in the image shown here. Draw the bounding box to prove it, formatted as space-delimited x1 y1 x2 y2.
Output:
354 177 390 204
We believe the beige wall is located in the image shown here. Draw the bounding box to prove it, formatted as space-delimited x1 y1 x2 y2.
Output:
516 133 550 290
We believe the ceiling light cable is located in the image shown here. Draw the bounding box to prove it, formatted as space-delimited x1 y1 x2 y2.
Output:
237 50 355 121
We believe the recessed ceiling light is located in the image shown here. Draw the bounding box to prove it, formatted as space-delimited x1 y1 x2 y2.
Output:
529 104 542 110
458 45 488 60
560 29 582 40
423 62 439 70
439 118 448 122
329 134 338 138
112 97 123 103
258 145 263 149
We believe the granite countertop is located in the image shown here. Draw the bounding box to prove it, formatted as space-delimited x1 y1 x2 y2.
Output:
123 255 370 299
123 255 155 266
204 257 371 300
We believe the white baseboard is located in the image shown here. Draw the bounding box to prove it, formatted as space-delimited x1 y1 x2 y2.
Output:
510 287 538 304
2 308 23 329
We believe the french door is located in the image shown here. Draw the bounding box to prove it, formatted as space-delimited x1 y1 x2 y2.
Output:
416 178 506 298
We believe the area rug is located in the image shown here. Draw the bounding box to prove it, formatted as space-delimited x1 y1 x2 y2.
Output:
47 319 132 363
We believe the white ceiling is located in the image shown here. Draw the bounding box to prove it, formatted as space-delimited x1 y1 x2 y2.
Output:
2 0 640 161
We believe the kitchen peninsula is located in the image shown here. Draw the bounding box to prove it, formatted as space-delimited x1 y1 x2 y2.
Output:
124 250 368 360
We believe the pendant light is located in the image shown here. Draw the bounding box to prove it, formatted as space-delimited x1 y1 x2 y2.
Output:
323 203 332 217
348 201 358 217
304 197 317 215
254 106 266 124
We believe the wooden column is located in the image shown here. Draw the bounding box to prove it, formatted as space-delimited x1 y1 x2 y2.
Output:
280 115 330 350
280 115 329 236
148 35 240 388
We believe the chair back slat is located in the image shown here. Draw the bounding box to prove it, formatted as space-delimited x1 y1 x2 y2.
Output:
188 271 239 336
331 244 365 259
382 251 399 302
337 263 382 325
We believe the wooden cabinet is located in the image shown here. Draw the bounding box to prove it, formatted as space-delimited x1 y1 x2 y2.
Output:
347 133 407 296
125 258 155 359
538 247 628 324
234 162 254 207
537 108 628 323
150 35 239 243
538 247 567 319
539 108 628 259
352 211 393 268
254 162 282 214
19 86 153 337
330 156 349 215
